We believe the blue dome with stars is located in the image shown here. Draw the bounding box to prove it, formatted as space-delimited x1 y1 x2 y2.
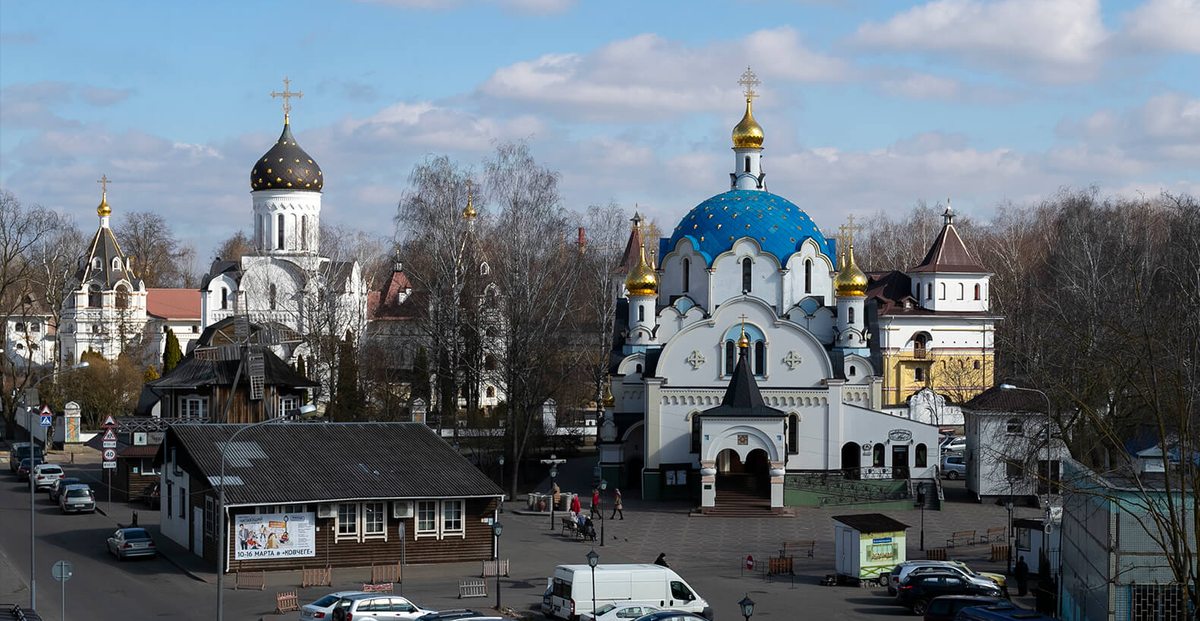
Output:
663 190 836 267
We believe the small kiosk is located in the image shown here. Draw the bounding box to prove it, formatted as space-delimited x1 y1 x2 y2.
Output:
832 513 909 585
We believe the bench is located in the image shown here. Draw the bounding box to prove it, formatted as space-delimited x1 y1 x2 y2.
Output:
371 563 402 585
981 526 1006 544
301 566 332 588
946 530 976 547
782 540 816 558
458 578 488 599
482 559 510 578
767 556 793 575
235 571 265 591
990 544 1011 563
275 591 300 613
925 548 948 561
561 517 580 538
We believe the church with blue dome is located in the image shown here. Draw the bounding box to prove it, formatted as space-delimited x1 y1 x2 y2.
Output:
597 69 993 513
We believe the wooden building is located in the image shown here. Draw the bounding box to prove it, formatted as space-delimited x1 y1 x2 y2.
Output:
156 422 504 573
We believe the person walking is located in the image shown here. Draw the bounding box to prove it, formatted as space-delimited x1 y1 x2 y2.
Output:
1015 555 1030 596
590 488 601 518
570 492 582 517
610 488 624 520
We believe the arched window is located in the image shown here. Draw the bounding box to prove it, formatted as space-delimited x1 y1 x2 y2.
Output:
92 258 102 271
754 341 766 376
958 283 964 300
269 284 277 310
915 444 928 468
637 305 645 322
724 340 736 374
787 414 800 455
939 282 946 300
301 215 308 250
914 367 925 382
872 443 885 468
681 258 690 292
804 259 812 293
255 215 263 249
744 156 751 173
277 214 285 250
741 258 752 293
974 284 981 300
849 365 857 377
115 285 130 309
88 284 103 308
112 258 122 270
220 288 229 310
484 355 496 371
486 386 496 398
925 283 932 300
690 415 702 453
848 307 855 325
973 360 981 370
14 322 25 332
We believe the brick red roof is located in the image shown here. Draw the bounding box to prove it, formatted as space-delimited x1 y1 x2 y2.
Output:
146 288 201 320
909 218 986 274
368 269 418 320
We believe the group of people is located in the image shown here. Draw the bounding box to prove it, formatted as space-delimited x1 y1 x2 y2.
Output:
557 485 626 541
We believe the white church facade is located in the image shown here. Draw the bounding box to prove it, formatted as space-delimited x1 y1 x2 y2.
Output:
599 70 994 511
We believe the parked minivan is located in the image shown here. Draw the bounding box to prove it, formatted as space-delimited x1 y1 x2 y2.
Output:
547 564 712 621
9 443 44 473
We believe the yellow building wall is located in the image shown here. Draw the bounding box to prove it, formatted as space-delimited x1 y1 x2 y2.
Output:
881 350 995 408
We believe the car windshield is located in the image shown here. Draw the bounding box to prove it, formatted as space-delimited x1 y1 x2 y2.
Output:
312 595 341 607
594 604 618 614
124 529 151 540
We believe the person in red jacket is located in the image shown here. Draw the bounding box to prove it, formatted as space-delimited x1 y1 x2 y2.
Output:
570 493 582 517
590 488 601 518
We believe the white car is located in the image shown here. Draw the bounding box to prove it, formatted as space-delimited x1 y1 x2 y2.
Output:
32 463 64 490
581 603 662 620
299 591 366 620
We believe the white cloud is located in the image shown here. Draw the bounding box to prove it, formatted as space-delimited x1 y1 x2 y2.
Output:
852 0 1109 82
1121 0 1200 53
880 72 962 99
1058 93 1200 164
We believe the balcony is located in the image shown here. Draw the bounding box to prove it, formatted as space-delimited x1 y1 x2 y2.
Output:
912 347 928 359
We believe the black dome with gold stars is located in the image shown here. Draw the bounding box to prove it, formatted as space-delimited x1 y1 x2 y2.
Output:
250 123 323 192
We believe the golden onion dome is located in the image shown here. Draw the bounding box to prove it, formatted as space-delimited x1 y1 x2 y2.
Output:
625 242 658 297
602 385 614 408
834 244 869 297
737 327 750 349
462 191 477 221
731 98 764 149
97 189 111 218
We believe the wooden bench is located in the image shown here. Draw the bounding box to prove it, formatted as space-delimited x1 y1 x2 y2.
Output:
458 578 488 599
301 566 332 588
782 540 816 558
275 591 300 613
235 571 265 591
767 556 793 575
561 517 580 538
946 530 976 547
981 526 1006 543
371 563 402 585
482 559 510 578
990 544 1011 563
925 548 948 561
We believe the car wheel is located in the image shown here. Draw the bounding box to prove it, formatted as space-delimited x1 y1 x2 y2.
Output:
946 471 959 480
912 599 930 615
878 575 890 587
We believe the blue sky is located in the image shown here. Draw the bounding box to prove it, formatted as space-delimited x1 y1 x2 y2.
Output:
2 0 1197 265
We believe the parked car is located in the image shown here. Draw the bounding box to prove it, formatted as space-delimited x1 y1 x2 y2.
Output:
106 527 157 560
582 603 662 620
299 591 367 620
8 443 43 473
896 573 1003 615
59 484 96 514
940 455 967 479
943 438 966 453
905 564 1007 594
922 595 1008 621
890 561 1006 596
631 613 709 621
413 611 504 621
548 564 711 620
32 463 65 490
326 594 429 620
16 458 41 481
954 603 1054 620
49 476 82 502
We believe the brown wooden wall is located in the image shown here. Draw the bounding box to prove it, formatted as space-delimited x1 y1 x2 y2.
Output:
112 463 156 502
220 498 499 573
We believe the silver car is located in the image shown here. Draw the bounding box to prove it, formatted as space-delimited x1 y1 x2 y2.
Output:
107 527 157 560
328 594 429 620
299 591 367 621
59 484 95 514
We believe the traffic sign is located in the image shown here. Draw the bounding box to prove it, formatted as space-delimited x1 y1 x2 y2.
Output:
103 448 116 461
102 415 116 428
102 429 117 441
52 560 74 582
103 460 117 469
102 439 117 450
40 404 53 416
39 415 53 427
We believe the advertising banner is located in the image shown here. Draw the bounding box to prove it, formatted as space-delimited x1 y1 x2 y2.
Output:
233 512 316 560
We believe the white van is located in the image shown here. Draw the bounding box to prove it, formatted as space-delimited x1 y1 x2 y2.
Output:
548 564 712 620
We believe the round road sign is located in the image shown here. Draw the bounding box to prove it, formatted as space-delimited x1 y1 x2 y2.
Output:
102 448 116 461
52 560 74 581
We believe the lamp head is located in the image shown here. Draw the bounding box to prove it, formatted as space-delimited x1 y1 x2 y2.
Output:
586 549 599 568
498 455 505 465
999 383 1017 390
550 465 558 479
74 361 90 369
492 521 503 537
600 479 607 491
739 594 755 617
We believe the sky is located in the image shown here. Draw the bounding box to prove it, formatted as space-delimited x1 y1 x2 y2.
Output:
1 0 1197 266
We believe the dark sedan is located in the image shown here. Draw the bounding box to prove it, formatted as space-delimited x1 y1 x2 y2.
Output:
923 595 1009 621
897 572 1003 615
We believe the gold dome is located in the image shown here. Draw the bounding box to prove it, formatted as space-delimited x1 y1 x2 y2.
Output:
97 189 111 218
625 240 658 297
737 327 750 349
602 385 614 408
834 243 868 297
732 98 764 149
462 191 477 221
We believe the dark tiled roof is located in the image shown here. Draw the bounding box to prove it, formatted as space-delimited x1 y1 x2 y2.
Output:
200 260 241 289
617 217 644 272
910 219 986 274
148 348 317 390
832 513 910 533
75 224 141 288
964 385 1047 413
168 422 503 506
701 346 785 418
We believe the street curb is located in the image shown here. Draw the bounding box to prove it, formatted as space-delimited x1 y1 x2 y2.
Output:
159 551 211 584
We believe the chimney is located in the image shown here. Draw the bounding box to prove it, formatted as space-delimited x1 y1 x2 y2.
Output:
577 227 587 252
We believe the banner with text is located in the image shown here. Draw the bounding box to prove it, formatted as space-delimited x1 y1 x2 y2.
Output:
233 512 316 560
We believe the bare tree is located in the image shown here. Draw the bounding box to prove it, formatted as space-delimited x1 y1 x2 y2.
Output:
211 230 254 264
579 203 627 408
114 211 196 287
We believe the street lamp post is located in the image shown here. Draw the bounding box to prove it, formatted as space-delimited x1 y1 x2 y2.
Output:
492 521 503 611
586 549 599 619
738 593 756 621
23 361 88 610
498 455 505 510
915 486 926 551
549 464 559 530
999 384 1054 572
599 479 607 547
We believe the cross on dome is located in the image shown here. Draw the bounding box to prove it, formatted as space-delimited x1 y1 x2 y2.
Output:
96 173 112 217
837 214 863 249
738 67 760 101
271 76 303 124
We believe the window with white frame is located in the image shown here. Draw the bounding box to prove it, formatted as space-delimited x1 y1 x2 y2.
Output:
279 396 298 417
416 501 438 538
181 396 208 418
363 502 387 540
204 496 215 538
336 503 360 541
442 500 464 536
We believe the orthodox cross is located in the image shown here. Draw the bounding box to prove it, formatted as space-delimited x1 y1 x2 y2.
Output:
782 350 803 370
738 67 760 100
686 350 706 370
838 214 863 249
96 174 111 194
737 313 750 342
271 77 303 122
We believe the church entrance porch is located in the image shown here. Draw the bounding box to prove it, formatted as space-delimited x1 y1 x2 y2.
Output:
713 448 771 512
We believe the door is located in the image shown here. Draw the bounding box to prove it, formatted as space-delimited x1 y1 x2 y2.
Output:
892 445 910 479
192 506 204 555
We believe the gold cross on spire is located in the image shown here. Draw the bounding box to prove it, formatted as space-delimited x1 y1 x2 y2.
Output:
97 174 111 195
737 314 750 348
738 66 761 101
838 214 863 248
271 76 303 124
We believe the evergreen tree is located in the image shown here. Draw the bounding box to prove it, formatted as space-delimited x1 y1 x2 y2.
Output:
330 334 364 421
162 328 183 374
411 346 431 403
296 354 307 379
